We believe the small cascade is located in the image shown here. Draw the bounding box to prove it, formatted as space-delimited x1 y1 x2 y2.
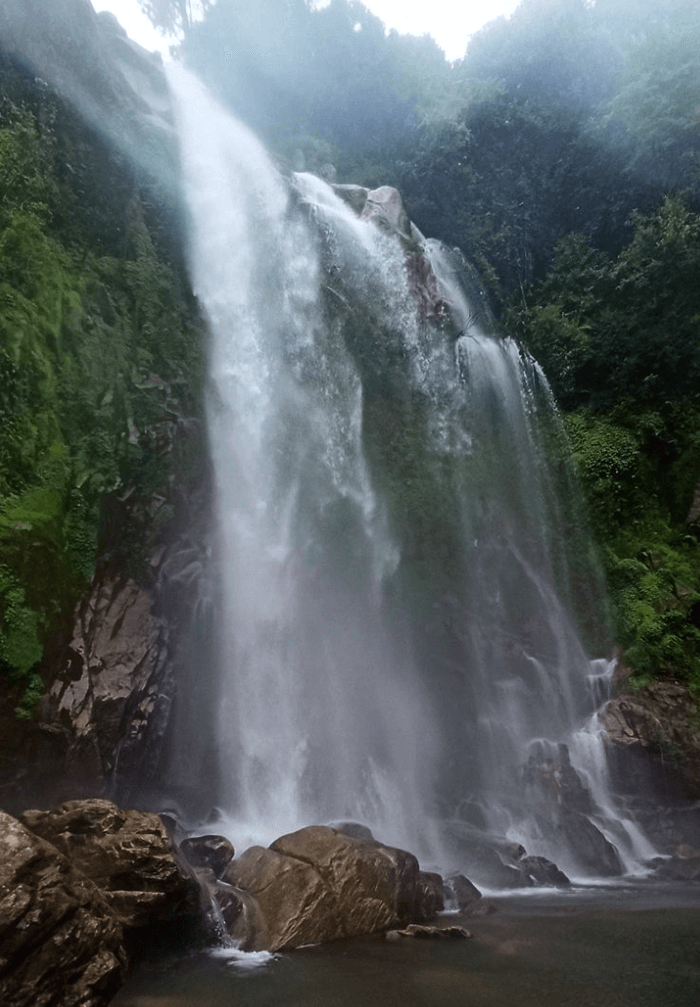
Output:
568 661 659 875
167 63 655 882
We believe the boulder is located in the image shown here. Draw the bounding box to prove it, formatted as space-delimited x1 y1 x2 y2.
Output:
0 809 126 1007
223 825 443 951
518 855 570 888
445 872 483 911
417 870 446 918
361 186 412 238
652 845 700 882
20 799 201 928
211 881 266 949
180 834 235 878
557 808 623 877
328 820 376 841
224 843 342 951
387 924 472 940
270 825 423 924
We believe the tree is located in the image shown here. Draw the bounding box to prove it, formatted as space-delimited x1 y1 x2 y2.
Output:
138 0 212 37
602 5 700 191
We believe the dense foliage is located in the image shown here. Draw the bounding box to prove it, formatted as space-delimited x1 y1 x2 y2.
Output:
0 63 205 717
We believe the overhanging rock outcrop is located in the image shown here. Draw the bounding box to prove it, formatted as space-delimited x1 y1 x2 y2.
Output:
20 799 201 929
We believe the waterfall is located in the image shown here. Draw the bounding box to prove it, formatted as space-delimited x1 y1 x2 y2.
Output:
167 64 652 881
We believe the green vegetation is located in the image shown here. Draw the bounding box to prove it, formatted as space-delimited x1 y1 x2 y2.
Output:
0 77 205 717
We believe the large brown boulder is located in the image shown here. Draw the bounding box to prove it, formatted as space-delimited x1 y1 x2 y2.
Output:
20 799 201 928
223 825 443 952
0 809 126 1007
224 843 342 950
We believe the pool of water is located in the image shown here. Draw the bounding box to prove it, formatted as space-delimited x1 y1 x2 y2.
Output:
112 884 700 1007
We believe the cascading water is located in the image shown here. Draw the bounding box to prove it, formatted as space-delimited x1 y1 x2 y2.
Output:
167 64 653 881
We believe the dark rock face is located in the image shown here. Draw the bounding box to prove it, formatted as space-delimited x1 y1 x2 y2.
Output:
445 872 483 911
518 855 570 888
442 822 534 888
180 834 235 879
19 799 201 928
0 515 213 815
222 825 443 951
417 870 446 919
523 744 623 877
0 809 126 1007
604 681 700 800
0 0 212 818
651 845 700 882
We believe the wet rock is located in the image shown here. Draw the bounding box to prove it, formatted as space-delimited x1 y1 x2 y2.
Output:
443 822 532 889
558 808 623 877
224 843 341 950
20 799 201 928
406 251 450 323
652 845 700 882
360 185 411 238
445 872 483 911
603 680 700 800
328 820 376 841
523 744 623 877
214 882 269 950
524 742 595 816
388 924 472 940
332 183 369 216
223 825 443 951
180 834 235 878
417 870 446 918
518 855 570 888
0 809 126 1007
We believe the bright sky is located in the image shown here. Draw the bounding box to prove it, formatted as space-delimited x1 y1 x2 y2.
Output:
91 0 521 63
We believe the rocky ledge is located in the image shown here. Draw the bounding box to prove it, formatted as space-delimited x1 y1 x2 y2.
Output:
0 801 458 1006
0 799 202 1007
